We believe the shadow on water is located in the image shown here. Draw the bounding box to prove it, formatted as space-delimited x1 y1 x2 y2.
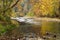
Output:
0 20 60 40
18 21 60 40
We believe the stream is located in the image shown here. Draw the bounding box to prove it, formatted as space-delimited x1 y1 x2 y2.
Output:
10 17 60 40
0 17 60 40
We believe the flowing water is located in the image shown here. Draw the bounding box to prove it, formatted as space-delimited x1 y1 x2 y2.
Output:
1 17 60 40
12 18 60 40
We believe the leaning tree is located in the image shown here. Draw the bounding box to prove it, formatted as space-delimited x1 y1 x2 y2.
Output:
0 0 20 23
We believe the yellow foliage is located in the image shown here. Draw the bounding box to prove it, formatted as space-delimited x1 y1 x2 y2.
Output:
10 11 17 17
31 0 59 16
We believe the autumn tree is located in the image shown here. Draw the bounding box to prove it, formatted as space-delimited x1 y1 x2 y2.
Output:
0 0 20 23
27 0 60 17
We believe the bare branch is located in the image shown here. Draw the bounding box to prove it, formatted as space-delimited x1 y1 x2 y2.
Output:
3 0 20 12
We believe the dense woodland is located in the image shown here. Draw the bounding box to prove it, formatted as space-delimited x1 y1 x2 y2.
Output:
0 0 60 37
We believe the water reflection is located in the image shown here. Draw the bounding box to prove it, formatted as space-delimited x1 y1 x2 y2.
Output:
10 17 60 40
18 20 60 40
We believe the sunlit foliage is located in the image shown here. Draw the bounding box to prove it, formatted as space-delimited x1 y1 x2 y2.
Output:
27 0 60 17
